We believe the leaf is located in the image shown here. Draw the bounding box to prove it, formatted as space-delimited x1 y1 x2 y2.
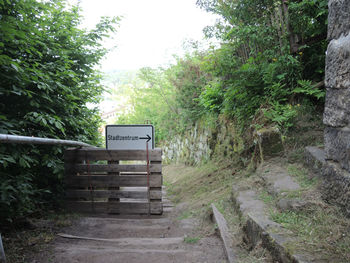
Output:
19 158 30 168
3 156 16 163
10 63 19 72
55 121 63 130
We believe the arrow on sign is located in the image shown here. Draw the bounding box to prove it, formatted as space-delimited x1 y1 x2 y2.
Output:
139 134 151 142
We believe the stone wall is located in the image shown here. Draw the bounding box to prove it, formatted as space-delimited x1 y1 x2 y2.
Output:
162 117 246 165
324 0 350 169
162 117 283 165
322 0 350 215
162 122 213 165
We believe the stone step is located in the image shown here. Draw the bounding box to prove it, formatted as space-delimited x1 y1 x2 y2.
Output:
232 187 320 263
304 146 326 175
257 163 300 196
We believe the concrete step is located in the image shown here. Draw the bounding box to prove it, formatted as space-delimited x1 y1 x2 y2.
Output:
257 162 300 196
231 187 325 263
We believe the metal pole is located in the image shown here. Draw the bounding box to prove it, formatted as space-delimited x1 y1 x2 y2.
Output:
0 234 6 263
0 134 93 147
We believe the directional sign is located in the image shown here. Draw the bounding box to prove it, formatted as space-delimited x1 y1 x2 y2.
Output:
105 125 154 150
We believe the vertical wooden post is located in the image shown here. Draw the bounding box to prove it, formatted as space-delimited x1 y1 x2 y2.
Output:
108 160 120 213
150 148 163 215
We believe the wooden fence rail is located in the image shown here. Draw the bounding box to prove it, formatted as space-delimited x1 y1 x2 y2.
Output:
64 147 163 215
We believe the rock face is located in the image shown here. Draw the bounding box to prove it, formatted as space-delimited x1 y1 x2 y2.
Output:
325 34 350 90
323 0 350 214
162 117 245 165
163 118 284 165
162 122 213 165
322 161 350 217
324 127 350 171
327 0 350 40
323 87 350 127
304 146 326 174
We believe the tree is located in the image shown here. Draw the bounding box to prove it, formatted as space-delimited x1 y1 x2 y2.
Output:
0 0 119 224
196 0 327 128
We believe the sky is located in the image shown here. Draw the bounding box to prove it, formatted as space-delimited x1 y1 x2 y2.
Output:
73 0 217 71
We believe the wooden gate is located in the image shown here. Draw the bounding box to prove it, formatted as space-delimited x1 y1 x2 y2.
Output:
64 147 162 215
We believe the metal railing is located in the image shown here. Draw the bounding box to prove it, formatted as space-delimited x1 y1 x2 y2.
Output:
0 234 5 263
0 134 94 262
0 134 94 147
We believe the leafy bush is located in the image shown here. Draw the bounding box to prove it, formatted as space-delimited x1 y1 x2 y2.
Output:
263 102 298 131
293 80 325 100
0 0 118 225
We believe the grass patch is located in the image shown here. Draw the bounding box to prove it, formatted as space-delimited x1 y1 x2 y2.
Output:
282 189 304 199
184 236 200 244
177 210 193 220
258 190 275 205
164 162 273 262
287 164 318 189
164 162 236 210
270 206 350 261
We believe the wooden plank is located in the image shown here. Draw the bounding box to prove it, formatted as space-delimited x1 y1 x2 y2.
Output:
108 160 119 202
66 189 161 200
150 190 162 199
65 174 162 188
64 148 162 162
68 163 162 173
211 204 236 263
57 233 183 245
109 202 162 215
149 187 162 202
65 201 162 214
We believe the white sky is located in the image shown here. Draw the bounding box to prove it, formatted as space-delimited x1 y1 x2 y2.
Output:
74 0 217 71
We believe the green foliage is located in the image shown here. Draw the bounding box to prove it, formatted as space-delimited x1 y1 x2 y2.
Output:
263 102 297 131
168 52 209 124
0 0 119 224
114 67 179 143
183 236 200 244
195 0 327 130
200 80 224 114
293 80 325 100
111 0 327 140
113 51 211 141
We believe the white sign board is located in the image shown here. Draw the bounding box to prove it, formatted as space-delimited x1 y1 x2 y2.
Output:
105 125 155 150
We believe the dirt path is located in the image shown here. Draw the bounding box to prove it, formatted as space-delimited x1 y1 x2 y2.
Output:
38 191 227 263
